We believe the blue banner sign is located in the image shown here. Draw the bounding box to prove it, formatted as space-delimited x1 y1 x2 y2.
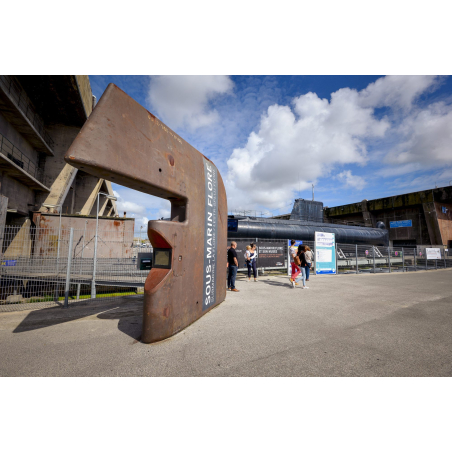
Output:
390 220 412 228
1 260 17 267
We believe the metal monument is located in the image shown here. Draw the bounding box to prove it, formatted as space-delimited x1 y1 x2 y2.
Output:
64 84 227 343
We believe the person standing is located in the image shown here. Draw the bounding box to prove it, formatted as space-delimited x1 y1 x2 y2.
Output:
304 245 313 281
289 239 298 280
249 243 258 282
227 241 240 292
292 245 309 289
244 245 252 282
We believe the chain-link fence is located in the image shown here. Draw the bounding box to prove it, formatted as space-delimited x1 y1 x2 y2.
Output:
0 225 151 312
1 226 451 312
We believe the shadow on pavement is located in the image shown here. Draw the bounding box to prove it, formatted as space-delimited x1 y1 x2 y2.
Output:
260 279 293 289
12 296 143 341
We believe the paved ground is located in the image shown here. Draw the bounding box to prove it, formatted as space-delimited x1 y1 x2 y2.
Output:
1 269 451 377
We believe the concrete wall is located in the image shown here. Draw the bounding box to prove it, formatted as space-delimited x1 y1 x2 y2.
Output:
0 172 36 214
0 112 39 165
435 201 452 246
32 213 135 259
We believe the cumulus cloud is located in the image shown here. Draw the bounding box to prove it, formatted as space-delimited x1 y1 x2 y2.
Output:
386 100 452 166
148 75 234 131
226 75 450 210
226 89 389 209
337 170 366 190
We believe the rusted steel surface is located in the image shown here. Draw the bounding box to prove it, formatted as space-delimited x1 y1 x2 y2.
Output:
64 84 227 343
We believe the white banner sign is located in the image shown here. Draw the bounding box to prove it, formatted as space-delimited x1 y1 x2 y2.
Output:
426 248 441 260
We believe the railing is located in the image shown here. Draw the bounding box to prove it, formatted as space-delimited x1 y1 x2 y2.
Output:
0 132 46 185
0 75 54 150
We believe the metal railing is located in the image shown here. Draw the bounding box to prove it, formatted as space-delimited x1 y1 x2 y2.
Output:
230 237 452 275
0 75 54 150
0 132 46 184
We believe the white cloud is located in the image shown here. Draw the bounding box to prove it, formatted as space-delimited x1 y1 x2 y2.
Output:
386 101 452 166
226 89 389 209
337 170 366 190
226 75 450 211
358 75 440 111
148 75 234 130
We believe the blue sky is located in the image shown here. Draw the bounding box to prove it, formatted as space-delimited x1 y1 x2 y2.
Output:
90 75 452 227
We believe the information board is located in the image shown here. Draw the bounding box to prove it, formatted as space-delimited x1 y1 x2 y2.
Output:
258 242 285 268
315 232 336 275
426 248 441 260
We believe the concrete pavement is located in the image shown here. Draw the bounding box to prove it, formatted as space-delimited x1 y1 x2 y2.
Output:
0 269 451 376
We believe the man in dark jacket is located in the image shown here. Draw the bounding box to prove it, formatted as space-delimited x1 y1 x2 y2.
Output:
227 241 240 292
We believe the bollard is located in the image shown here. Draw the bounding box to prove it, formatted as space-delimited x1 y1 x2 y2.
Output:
402 247 405 272
64 228 74 308
415 248 417 271
426 250 428 271
76 283 81 301
388 246 391 273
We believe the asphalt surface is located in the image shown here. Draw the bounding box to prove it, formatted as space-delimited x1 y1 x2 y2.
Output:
1 269 451 376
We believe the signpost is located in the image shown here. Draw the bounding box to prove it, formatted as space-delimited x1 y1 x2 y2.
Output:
314 232 336 275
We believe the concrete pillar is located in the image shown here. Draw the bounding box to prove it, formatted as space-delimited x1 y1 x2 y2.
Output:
39 163 78 212
79 178 104 215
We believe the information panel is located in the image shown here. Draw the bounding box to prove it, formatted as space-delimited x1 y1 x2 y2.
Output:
315 232 336 275
258 242 285 268
426 248 441 260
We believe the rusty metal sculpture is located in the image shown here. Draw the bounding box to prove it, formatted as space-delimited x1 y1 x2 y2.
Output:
64 84 227 343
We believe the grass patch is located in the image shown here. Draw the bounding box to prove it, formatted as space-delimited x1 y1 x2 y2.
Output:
26 291 137 303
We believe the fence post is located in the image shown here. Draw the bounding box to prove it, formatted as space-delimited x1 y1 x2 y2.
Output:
373 246 376 273
426 249 428 271
356 244 358 274
445 249 447 269
91 195 100 299
402 247 405 272
64 228 74 308
336 246 338 275
255 237 258 278
388 246 391 273
414 248 417 271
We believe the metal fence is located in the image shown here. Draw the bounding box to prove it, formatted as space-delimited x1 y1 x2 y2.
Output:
231 237 452 275
0 225 152 312
1 226 451 312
